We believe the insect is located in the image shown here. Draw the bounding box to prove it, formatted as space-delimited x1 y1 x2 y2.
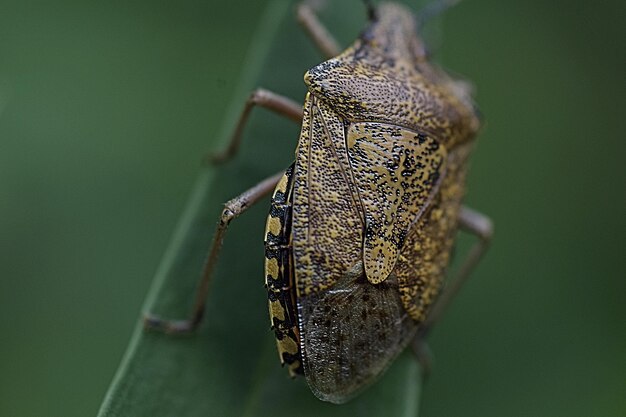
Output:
145 0 493 404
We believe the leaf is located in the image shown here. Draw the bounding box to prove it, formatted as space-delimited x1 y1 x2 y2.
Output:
97 1 422 416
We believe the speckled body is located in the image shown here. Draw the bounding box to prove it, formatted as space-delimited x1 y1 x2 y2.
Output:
264 2 481 403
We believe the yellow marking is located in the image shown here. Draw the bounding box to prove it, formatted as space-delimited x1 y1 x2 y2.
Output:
267 216 282 237
277 335 299 356
269 299 286 322
265 257 279 281
274 173 289 195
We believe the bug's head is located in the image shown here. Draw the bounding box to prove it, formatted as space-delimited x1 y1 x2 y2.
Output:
358 0 466 62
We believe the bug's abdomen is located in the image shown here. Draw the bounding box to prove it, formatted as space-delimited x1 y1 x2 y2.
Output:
263 164 303 376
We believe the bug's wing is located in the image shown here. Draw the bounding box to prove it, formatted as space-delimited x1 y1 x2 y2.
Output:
291 93 364 298
292 95 418 403
346 122 447 284
298 264 416 404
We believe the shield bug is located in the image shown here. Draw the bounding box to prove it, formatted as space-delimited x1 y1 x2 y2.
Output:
145 0 493 404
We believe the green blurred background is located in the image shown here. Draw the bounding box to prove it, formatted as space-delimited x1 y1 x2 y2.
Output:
1 0 624 416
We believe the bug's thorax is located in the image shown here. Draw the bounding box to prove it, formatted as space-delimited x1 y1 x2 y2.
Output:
303 3 480 150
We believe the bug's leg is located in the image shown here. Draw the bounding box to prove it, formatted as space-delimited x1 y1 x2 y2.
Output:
296 1 341 59
144 170 285 334
411 206 493 372
207 88 302 164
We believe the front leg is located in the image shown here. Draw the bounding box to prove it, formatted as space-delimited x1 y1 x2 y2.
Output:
207 88 303 164
296 1 342 59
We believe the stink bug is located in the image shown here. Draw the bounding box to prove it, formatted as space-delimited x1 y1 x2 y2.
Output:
145 0 493 404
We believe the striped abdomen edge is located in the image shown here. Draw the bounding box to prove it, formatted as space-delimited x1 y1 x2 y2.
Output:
264 163 303 376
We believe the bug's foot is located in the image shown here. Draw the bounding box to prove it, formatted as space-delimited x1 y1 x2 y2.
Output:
143 314 196 335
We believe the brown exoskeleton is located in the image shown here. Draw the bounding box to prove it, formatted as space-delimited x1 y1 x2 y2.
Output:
146 0 493 404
